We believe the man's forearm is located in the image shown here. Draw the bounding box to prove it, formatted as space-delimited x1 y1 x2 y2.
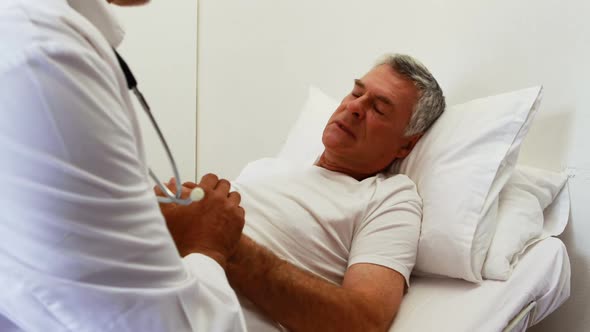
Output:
226 236 389 332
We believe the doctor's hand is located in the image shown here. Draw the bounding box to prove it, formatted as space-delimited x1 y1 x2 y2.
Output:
155 174 245 269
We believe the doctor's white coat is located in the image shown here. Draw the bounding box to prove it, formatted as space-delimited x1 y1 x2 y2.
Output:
0 0 246 331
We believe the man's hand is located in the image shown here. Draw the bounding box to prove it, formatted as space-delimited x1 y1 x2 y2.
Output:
155 174 245 269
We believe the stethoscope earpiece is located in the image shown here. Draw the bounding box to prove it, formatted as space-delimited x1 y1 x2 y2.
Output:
190 187 205 202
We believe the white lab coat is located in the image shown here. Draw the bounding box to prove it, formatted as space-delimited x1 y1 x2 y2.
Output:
0 0 246 331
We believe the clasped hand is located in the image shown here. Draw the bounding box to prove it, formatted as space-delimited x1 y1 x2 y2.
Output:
154 174 245 269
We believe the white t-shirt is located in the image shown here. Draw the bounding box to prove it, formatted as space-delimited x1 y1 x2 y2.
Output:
0 0 245 331
232 158 422 331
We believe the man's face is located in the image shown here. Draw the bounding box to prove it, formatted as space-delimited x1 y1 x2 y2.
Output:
107 0 150 6
321 64 420 175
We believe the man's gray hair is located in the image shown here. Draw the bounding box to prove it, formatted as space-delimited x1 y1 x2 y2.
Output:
376 54 446 136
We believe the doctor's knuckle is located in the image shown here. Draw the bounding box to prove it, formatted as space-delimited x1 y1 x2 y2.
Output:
203 173 218 181
209 190 223 200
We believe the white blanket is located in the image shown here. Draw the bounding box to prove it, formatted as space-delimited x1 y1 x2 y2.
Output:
389 237 570 332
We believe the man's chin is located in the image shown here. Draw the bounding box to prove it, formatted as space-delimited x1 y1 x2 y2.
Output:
322 130 356 149
321 144 355 162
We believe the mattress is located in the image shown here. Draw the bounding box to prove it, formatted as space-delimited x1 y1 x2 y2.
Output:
389 237 570 332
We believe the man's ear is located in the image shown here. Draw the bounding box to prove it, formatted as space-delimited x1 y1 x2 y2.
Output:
396 133 423 159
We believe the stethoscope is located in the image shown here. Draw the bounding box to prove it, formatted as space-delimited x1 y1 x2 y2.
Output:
113 49 204 205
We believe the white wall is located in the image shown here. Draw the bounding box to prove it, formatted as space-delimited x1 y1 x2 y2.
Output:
113 1 197 182
198 0 589 330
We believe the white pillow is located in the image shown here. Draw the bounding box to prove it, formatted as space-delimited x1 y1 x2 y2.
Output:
395 86 543 282
278 85 543 282
278 86 338 165
482 165 569 280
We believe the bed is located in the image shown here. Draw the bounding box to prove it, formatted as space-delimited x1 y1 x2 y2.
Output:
261 83 571 332
390 237 570 332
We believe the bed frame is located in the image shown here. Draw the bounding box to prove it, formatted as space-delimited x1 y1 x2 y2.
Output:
503 301 537 332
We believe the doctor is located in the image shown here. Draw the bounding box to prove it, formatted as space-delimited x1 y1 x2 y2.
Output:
0 0 247 331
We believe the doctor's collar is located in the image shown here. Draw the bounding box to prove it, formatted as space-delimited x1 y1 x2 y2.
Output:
67 0 126 47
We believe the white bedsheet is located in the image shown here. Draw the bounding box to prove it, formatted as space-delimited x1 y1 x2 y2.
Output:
390 237 570 332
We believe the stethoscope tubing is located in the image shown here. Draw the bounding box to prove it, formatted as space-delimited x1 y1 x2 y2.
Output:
113 49 202 205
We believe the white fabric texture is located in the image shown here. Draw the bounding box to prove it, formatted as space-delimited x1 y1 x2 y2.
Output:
0 0 245 331
482 166 570 280
389 237 571 332
395 86 543 282
232 158 422 332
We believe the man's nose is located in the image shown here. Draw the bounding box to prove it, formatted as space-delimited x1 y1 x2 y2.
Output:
347 97 367 120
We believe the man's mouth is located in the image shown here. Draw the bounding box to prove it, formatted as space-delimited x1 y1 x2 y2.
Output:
335 121 356 139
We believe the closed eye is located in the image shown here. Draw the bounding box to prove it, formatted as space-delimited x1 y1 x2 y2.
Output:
373 104 384 115
352 79 364 98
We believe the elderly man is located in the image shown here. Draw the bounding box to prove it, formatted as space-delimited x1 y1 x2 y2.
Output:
180 54 445 331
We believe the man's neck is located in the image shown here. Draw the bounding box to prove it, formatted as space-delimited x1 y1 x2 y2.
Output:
315 152 374 181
